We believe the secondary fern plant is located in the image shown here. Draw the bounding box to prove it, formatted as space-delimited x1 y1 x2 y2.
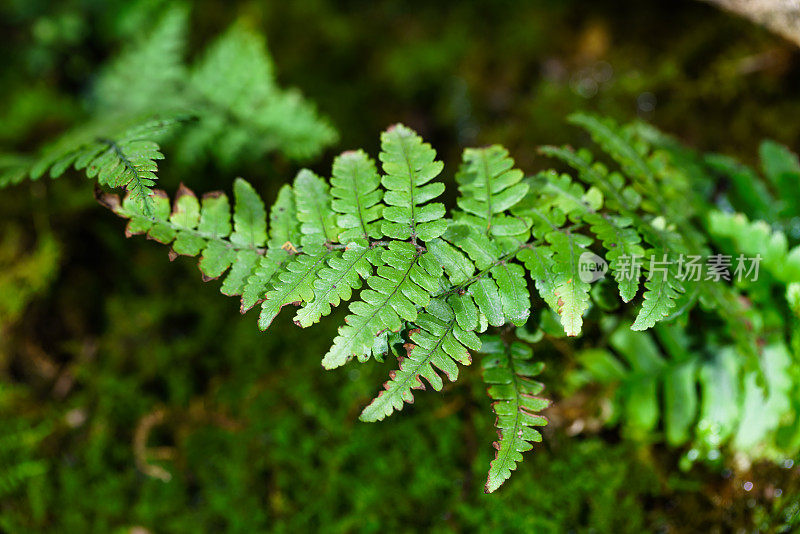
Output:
0 4 336 216
567 126 800 465
89 114 794 491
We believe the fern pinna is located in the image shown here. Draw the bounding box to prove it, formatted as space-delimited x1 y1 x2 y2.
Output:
97 116 764 491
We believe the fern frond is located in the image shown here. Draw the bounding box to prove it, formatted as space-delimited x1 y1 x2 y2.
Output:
379 124 447 242
481 336 549 493
12 5 338 198
93 116 800 492
255 171 348 325
511 180 596 335
537 169 645 304
542 133 699 333
537 170 602 220
359 299 478 422
538 145 643 214
455 146 529 236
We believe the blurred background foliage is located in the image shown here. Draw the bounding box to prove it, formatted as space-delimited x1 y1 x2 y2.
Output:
1 0 800 531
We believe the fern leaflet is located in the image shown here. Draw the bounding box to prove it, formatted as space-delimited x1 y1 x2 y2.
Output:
482 336 549 493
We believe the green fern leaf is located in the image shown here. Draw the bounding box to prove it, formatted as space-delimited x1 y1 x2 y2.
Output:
230 178 268 248
32 114 185 216
92 7 337 166
455 146 529 236
482 336 549 493
331 150 384 241
538 171 601 220
540 146 636 209
379 124 447 242
547 230 592 336
533 168 643 302
630 259 684 331
359 299 477 422
100 179 285 307
293 169 341 245
584 213 644 302
517 245 559 311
